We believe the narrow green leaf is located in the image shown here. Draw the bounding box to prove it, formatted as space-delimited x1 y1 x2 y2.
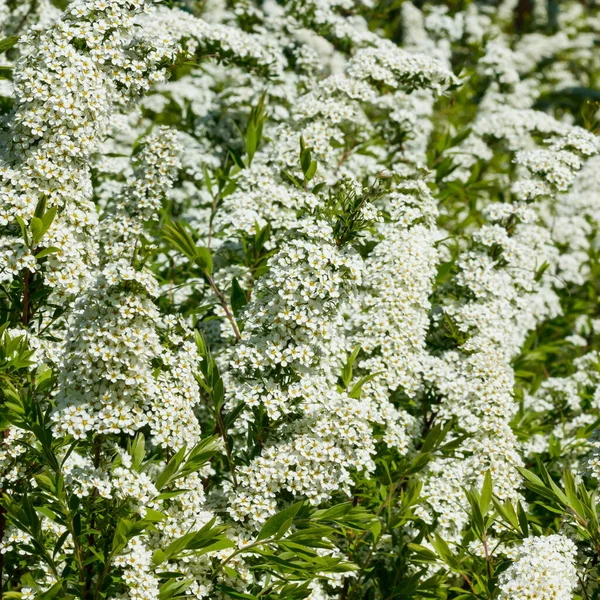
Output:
0 36 18 54
231 277 248 318
480 471 492 515
407 543 438 563
40 206 57 236
517 501 528 537
195 246 213 276
256 501 303 542
304 160 317 181
35 247 60 259
155 446 187 490
129 433 145 471
301 147 312 175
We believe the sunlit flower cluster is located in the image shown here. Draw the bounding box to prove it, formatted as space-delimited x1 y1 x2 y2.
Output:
2 0 600 598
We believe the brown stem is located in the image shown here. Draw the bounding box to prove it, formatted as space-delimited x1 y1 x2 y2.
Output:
339 577 350 600
94 560 111 600
483 530 492 579
578 573 590 600
515 0 532 32
205 274 241 341
335 146 353 174
461 572 478 597
13 0 38 35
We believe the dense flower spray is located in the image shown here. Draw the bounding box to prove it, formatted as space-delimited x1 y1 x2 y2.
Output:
1 0 600 599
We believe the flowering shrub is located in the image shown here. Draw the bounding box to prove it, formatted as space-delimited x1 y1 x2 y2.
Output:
1 0 600 599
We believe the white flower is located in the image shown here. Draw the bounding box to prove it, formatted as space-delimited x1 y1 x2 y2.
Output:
498 535 578 600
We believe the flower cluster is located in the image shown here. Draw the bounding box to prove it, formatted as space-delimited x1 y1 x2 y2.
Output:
2 0 600 599
52 128 205 451
498 535 578 600
0 0 180 298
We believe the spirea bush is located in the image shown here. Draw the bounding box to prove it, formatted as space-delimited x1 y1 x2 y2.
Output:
1 0 600 598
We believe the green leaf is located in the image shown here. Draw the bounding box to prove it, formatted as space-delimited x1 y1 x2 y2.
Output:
420 423 444 453
230 277 248 318
304 160 317 181
30 217 44 244
152 549 167 565
195 537 235 556
539 462 569 506
216 586 258 600
480 471 492 516
111 519 133 554
312 182 326 195
37 582 63 600
0 36 18 54
163 222 198 262
35 247 60 259
244 92 267 166
158 578 194 600
155 446 187 490
41 206 57 235
35 506 58 522
223 402 245 430
144 509 167 523
282 169 303 189
212 377 224 411
517 467 557 502
492 498 520 532
341 345 361 389
301 147 312 175
348 372 381 399
534 261 550 282
311 503 353 522
517 501 528 537
407 543 438 563
256 501 304 542
155 490 189 502
163 222 212 275
464 489 484 537
53 530 69 559
15 215 28 246
254 221 271 252
177 435 222 479
246 120 257 164
229 147 245 169
430 534 459 570
159 517 232 562
563 469 586 518
370 519 382 540
450 127 472 147
194 246 213 276
127 433 145 472
34 196 46 220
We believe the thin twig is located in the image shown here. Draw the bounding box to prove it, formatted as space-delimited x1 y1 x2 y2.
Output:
205 273 241 341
